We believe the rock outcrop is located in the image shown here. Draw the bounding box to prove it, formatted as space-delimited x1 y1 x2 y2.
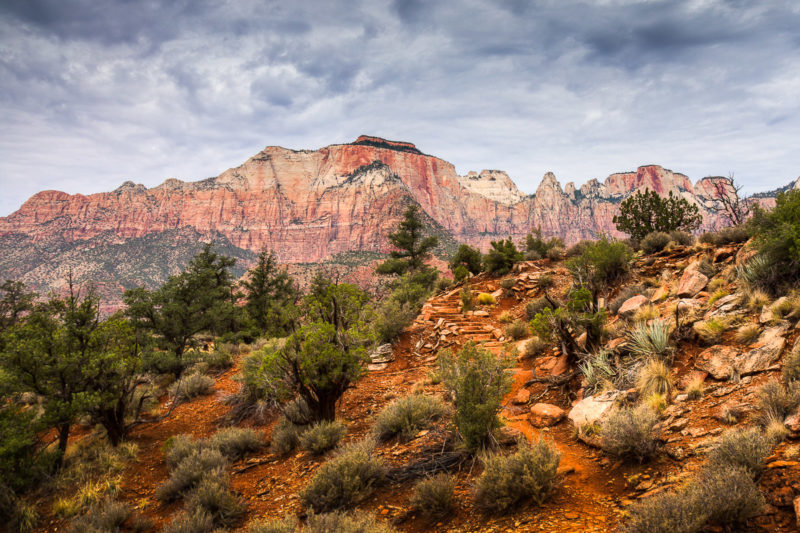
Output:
0 136 795 304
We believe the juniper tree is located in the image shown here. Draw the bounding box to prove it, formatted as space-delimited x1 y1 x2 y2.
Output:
240 249 299 337
376 204 439 276
613 189 702 241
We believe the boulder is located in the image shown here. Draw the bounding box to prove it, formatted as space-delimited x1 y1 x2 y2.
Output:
677 265 708 297
694 345 739 380
618 295 649 316
568 391 620 427
529 403 567 427
650 284 670 303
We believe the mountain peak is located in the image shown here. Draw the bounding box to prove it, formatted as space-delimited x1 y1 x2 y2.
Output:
350 135 423 155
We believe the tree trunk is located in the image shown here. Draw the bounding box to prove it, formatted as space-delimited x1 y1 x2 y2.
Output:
56 423 70 468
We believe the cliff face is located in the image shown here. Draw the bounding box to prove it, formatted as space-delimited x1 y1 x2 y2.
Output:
0 136 795 304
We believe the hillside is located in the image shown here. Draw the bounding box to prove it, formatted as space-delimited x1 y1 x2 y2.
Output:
22 239 800 532
2 135 796 306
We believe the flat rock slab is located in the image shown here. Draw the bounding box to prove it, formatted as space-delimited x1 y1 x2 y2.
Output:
529 403 566 427
618 295 648 316
695 327 786 379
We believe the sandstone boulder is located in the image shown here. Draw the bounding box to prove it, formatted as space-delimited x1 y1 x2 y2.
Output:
618 295 649 316
512 389 531 405
650 285 670 303
529 403 567 427
694 345 740 380
694 328 785 378
677 265 708 298
568 391 620 427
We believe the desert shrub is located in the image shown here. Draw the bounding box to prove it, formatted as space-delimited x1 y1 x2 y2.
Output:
499 278 515 296
436 278 452 292
706 427 773 478
565 240 591 258
685 376 705 400
207 427 262 460
546 246 565 260
161 509 216 533
645 392 667 414
699 464 764 526
504 319 529 340
497 311 512 323
784 344 800 384
483 238 523 276
641 232 671 254
632 304 657 322
164 435 205 469
246 516 298 533
525 228 564 259
305 511 397 533
450 244 483 277
299 421 347 455
622 484 706 533
525 297 553 320
224 338 285 425
437 342 513 451
156 448 228 502
169 372 215 402
566 235 633 303
300 439 386 513
608 284 645 314
627 320 672 360
474 438 560 513
718 404 744 425
529 286 607 355
735 324 761 345
707 289 729 306
669 230 695 246
374 298 419 344
600 405 659 463
476 293 496 306
523 337 547 358
185 477 244 528
748 189 800 291
736 254 780 293
373 394 447 441
578 349 617 395
410 474 455 520
69 498 130 533
756 379 800 426
700 225 749 246
534 274 554 291
524 249 542 261
693 318 727 345
270 417 303 455
637 359 673 398
460 288 475 311
202 344 235 370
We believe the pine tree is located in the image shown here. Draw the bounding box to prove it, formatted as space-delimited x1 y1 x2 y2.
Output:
613 189 702 241
376 204 438 275
241 249 299 337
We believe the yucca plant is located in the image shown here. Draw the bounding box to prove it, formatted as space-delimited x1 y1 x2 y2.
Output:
627 320 673 360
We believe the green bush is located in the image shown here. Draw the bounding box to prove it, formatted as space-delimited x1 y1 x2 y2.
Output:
565 240 592 258
525 229 564 259
700 225 749 246
523 337 547 358
201 344 235 370
299 421 347 455
483 239 523 276
476 293 496 305
207 427 263 460
460 288 475 311
299 439 386 512
566 235 633 302
600 405 659 463
410 474 455 520
306 511 397 533
437 342 512 451
164 435 205 469
578 349 617 395
453 265 469 282
373 394 447 441
504 319 529 340
185 477 244 528
474 438 560 513
156 448 228 502
449 244 483 276
374 298 418 343
748 189 800 293
436 278 452 292
641 232 672 254
270 417 303 456
706 427 773 478
69 498 130 533
0 405 42 492
699 464 764 526
499 277 516 295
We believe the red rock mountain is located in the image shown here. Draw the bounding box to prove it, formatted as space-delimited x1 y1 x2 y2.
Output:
0 135 796 305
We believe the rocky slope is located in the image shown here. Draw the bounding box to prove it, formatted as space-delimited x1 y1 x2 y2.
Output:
1 135 797 304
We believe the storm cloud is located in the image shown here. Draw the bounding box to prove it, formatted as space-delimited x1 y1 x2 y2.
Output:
1 0 798 215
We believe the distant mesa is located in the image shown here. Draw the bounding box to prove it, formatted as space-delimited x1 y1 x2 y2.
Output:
350 135 423 155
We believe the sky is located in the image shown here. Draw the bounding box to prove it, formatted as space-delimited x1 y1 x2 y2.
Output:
1 0 799 216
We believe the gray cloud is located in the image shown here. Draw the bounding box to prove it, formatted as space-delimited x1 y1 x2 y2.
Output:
1 0 799 216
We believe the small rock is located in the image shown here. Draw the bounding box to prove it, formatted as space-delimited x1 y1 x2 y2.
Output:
677 263 709 297
529 403 567 427
618 295 649 317
512 388 531 405
568 391 620 427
